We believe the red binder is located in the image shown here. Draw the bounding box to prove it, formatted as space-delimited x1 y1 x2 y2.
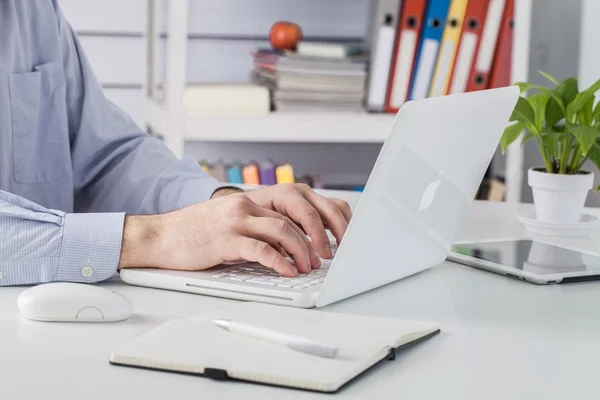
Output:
465 0 506 92
447 0 491 94
384 0 428 113
489 0 514 88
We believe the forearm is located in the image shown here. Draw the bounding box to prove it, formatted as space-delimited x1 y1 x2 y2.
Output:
118 186 245 270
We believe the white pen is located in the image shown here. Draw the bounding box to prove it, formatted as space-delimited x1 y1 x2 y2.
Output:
213 319 339 359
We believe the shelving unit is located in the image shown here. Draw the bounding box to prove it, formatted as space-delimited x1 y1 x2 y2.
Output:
146 99 395 143
143 0 532 203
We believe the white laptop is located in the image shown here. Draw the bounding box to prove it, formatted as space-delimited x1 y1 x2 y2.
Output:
120 86 519 308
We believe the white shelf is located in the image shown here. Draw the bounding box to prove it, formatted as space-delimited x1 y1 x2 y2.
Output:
146 99 395 143
145 0 532 203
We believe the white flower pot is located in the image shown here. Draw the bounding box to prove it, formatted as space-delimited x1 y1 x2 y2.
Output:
528 168 594 224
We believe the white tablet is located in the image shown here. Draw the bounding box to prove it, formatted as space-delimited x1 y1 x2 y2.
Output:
448 239 600 284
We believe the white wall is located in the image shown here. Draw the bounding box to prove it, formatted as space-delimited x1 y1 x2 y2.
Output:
58 0 380 188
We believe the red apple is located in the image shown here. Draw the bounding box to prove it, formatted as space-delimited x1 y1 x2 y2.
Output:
269 21 303 51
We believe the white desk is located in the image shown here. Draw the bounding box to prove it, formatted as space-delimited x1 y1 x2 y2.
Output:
2 192 600 400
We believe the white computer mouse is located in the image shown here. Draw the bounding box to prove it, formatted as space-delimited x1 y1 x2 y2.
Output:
17 282 133 322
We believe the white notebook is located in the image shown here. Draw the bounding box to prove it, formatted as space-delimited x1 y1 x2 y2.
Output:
109 302 440 393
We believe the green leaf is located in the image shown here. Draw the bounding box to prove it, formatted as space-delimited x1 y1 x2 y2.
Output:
557 77 579 106
586 142 600 179
514 82 548 94
546 77 578 127
579 95 595 125
545 92 566 127
541 132 560 157
528 92 549 129
592 100 600 123
584 78 600 94
510 97 538 134
521 131 535 145
500 122 524 154
567 78 600 121
538 70 559 86
568 124 600 155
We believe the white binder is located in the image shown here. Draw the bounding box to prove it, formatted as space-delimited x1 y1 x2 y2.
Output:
366 0 402 111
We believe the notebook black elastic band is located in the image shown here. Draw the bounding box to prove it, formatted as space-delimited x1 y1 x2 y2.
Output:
205 368 230 380
386 348 396 361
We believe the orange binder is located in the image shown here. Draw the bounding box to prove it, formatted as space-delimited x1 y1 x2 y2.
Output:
465 0 506 92
242 162 261 185
384 0 428 112
489 0 514 88
448 0 491 94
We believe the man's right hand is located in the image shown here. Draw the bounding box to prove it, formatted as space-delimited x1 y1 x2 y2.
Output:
118 193 321 277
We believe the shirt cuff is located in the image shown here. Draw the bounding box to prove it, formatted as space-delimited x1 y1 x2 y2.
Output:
57 212 125 282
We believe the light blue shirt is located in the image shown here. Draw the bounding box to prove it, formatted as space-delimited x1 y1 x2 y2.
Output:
0 0 222 286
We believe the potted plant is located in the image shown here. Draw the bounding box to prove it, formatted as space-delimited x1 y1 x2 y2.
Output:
500 71 600 224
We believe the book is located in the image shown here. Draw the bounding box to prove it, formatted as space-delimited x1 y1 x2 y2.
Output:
242 162 260 185
226 165 243 184
183 83 270 114
259 161 277 185
296 42 364 59
109 302 440 393
276 163 295 184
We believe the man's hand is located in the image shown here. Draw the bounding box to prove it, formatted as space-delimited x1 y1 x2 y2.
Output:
118 193 322 277
243 184 352 259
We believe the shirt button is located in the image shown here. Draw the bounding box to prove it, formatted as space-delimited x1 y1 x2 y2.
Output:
0 272 4 280
81 265 94 278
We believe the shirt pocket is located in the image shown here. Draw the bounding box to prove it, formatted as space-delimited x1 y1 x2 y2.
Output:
8 61 71 184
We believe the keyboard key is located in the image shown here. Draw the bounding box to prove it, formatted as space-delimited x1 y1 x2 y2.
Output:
293 285 308 290
247 279 276 285
211 273 228 278
229 274 255 281
247 276 270 282
289 278 310 284
277 282 296 288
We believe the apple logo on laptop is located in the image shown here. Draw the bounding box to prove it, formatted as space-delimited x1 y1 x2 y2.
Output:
420 171 443 212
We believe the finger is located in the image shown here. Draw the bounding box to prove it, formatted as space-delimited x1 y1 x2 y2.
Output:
331 198 352 224
237 237 298 277
256 208 321 270
273 194 331 259
304 192 348 246
243 216 312 274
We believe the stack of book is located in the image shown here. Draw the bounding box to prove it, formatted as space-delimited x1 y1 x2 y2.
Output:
251 42 368 112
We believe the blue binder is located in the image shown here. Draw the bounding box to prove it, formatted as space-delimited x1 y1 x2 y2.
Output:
226 165 243 184
408 0 451 100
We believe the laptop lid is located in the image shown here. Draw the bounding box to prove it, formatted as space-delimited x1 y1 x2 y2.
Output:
316 86 519 307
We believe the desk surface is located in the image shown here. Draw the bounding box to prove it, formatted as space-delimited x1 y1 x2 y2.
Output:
2 192 600 400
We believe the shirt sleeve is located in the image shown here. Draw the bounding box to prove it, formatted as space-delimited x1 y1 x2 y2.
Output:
0 190 123 286
52 1 223 215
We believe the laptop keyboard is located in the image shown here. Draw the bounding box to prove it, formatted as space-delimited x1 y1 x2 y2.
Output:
211 244 337 290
